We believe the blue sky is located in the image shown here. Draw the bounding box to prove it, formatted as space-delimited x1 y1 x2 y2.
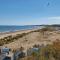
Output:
0 0 60 25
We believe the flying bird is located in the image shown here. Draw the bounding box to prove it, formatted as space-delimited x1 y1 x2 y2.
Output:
47 2 50 6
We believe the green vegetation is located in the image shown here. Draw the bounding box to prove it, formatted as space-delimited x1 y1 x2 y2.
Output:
0 27 54 46
0 33 28 46
0 27 60 60
0 30 36 46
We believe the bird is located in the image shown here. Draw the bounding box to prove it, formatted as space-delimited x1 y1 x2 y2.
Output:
47 2 50 6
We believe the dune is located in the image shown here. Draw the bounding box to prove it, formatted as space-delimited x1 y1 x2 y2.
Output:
0 28 60 51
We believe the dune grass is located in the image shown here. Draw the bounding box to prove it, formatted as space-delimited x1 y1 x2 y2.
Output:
19 40 60 60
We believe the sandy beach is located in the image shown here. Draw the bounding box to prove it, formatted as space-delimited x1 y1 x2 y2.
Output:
0 29 40 49
0 28 59 51
0 29 36 38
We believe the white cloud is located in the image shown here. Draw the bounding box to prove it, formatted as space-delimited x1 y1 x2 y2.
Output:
47 16 60 20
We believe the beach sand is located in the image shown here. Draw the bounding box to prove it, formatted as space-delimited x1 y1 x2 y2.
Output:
0 29 60 51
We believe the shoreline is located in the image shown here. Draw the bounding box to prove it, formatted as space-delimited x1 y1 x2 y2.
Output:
0 25 43 35
0 28 41 50
0 27 59 51
0 28 41 39
0 27 41 34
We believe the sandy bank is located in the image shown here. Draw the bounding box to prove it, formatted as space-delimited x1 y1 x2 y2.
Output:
0 29 37 39
1 29 60 51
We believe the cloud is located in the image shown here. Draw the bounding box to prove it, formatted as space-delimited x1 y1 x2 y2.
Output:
35 16 60 25
47 16 60 20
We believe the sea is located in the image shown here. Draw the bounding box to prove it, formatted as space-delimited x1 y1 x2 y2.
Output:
0 25 42 33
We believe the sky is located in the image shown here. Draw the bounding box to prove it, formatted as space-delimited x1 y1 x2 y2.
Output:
0 0 60 25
